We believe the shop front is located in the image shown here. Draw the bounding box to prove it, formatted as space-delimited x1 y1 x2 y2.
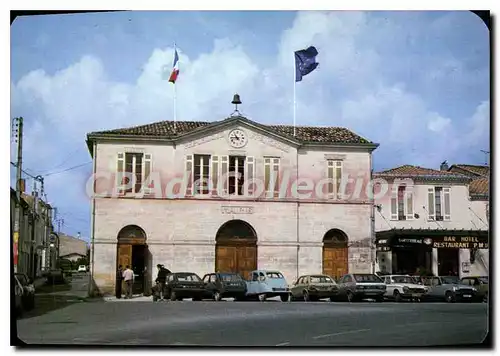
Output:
375 229 489 278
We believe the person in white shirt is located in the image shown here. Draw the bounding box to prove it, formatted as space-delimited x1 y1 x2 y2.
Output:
122 265 134 299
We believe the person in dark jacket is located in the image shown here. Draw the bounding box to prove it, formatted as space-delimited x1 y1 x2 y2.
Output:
155 264 171 299
115 265 123 299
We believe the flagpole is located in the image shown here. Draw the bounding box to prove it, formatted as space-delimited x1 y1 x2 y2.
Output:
293 53 297 137
173 43 177 133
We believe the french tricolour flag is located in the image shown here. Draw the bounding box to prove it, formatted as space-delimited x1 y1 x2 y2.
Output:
169 48 180 83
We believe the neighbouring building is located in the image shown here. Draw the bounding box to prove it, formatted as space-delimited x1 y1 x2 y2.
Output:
11 187 55 279
373 163 489 278
86 111 379 296
59 233 88 262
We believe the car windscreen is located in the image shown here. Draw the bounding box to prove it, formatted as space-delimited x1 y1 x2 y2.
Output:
266 272 284 279
442 276 460 284
220 274 242 282
310 275 335 284
479 277 488 284
353 274 382 283
176 274 201 282
392 276 414 284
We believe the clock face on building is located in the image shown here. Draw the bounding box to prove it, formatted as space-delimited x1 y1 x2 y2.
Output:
228 129 247 148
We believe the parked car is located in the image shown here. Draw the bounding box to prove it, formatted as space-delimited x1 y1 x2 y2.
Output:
382 275 428 302
421 276 478 303
290 274 340 302
202 272 247 301
14 273 35 312
164 272 206 301
460 276 488 302
337 273 386 302
246 270 290 302
77 265 87 272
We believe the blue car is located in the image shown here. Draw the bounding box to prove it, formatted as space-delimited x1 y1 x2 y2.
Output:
245 270 291 302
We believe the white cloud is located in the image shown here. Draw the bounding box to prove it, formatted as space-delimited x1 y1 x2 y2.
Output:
427 113 451 132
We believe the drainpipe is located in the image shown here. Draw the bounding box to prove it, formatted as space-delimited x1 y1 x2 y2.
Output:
88 141 97 297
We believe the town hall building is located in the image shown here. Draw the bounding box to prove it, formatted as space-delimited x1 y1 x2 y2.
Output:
86 107 379 296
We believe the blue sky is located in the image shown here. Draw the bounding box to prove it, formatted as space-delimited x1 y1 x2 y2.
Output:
10 11 490 241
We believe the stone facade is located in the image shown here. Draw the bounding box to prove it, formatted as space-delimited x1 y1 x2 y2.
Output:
87 117 377 295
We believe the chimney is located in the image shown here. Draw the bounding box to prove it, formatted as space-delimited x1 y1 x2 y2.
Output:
440 160 449 171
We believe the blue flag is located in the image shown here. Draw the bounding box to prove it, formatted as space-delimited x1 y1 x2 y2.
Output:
294 46 319 82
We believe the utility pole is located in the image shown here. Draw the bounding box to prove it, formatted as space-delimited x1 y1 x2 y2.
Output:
12 117 23 273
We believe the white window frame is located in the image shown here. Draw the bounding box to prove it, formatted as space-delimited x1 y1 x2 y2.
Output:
390 184 414 220
327 160 343 199
245 156 255 196
117 152 149 195
428 186 451 221
193 154 211 196
229 156 245 196
264 157 280 198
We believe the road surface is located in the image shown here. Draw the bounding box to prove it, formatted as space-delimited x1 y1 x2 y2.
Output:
17 299 489 346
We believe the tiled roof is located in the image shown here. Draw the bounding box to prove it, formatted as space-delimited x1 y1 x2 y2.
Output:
469 178 489 196
449 164 489 178
375 165 466 177
88 118 374 145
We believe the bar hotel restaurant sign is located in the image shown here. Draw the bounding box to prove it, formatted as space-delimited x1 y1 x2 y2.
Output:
377 236 489 251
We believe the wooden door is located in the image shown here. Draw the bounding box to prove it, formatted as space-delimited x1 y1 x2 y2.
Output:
323 246 348 280
237 245 257 281
216 245 237 273
118 244 132 269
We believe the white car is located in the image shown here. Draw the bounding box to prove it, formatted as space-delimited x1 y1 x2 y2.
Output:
382 275 428 302
77 265 87 272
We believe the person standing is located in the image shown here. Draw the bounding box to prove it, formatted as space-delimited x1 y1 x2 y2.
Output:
116 265 123 299
122 265 134 299
156 264 170 300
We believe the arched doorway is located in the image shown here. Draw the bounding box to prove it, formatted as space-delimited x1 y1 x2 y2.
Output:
117 225 148 295
322 229 349 280
215 220 257 280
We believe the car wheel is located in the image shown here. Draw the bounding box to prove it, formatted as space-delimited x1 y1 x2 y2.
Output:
213 291 222 302
170 291 177 301
394 290 402 303
445 291 455 303
280 294 289 302
258 294 266 302
303 290 310 302
347 291 355 303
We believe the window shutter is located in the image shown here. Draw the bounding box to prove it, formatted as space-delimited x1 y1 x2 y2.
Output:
185 155 193 196
273 158 280 198
443 187 451 221
335 160 343 200
220 155 229 195
327 161 334 199
245 156 255 196
427 188 435 220
143 153 152 194
264 158 271 196
211 156 219 195
405 190 413 220
390 187 397 220
116 153 125 195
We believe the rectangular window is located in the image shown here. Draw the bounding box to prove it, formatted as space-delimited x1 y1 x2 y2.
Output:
264 157 280 197
435 187 443 220
185 155 193 196
193 154 211 195
228 156 246 195
428 186 451 221
397 186 406 220
327 160 343 199
119 152 143 194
